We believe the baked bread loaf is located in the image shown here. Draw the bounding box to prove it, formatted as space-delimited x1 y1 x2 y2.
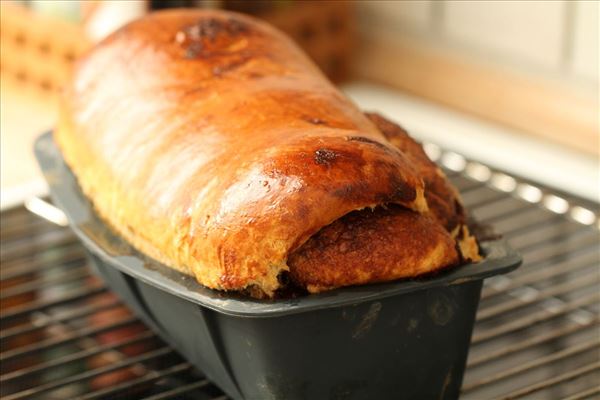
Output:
56 9 479 298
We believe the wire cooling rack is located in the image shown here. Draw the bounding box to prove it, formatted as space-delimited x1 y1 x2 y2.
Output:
1 146 599 400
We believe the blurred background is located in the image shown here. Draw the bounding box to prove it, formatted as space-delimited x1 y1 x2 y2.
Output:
1 0 598 206
1 2 599 399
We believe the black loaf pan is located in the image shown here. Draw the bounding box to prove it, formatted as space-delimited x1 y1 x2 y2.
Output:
35 132 521 400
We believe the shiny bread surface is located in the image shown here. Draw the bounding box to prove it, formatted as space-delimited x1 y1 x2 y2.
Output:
56 10 477 297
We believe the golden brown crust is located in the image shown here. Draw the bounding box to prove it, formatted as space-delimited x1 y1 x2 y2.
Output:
288 206 460 293
287 115 481 293
56 10 434 297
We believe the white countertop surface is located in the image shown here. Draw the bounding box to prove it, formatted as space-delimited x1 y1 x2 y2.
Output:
1 80 598 210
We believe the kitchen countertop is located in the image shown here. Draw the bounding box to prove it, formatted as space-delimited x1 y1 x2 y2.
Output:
1 80 597 210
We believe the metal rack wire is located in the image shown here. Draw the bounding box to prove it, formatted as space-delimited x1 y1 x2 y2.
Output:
1 149 599 399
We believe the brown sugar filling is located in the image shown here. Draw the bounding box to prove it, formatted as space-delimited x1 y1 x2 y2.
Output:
287 205 461 293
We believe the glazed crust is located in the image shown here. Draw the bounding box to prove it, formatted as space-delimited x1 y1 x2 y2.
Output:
56 10 478 297
55 10 476 296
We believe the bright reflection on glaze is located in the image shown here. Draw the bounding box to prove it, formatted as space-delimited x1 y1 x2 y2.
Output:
216 165 304 225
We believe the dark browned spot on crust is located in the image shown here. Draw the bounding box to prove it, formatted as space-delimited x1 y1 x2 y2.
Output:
391 179 417 203
178 17 250 59
314 148 337 165
295 203 310 220
332 181 371 200
374 174 417 204
333 184 354 199
185 42 203 59
182 17 248 42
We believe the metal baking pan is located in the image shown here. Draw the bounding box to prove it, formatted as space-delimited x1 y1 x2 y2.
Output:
35 131 521 400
